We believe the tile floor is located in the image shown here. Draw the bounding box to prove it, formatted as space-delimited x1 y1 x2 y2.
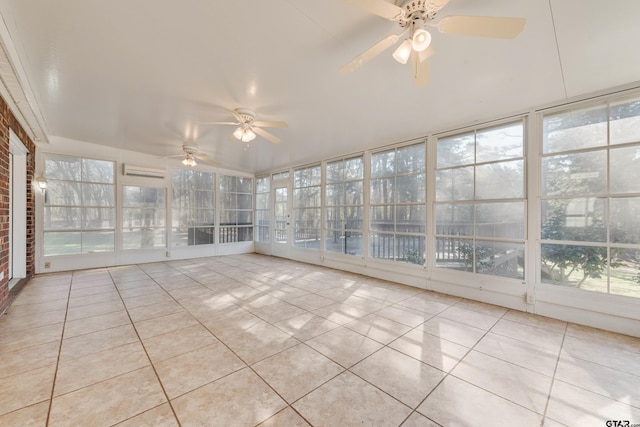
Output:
1 254 639 426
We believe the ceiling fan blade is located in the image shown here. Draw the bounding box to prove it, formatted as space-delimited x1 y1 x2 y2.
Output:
428 0 450 13
195 153 220 166
199 121 239 126
253 120 288 128
340 0 405 20
340 34 399 75
253 127 281 144
229 109 244 122
229 132 237 142
411 50 430 88
165 154 184 159
437 16 526 39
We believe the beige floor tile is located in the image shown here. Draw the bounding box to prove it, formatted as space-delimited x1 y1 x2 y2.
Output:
417 316 486 348
252 343 343 403
257 407 311 427
154 341 245 399
201 308 265 340
0 401 49 426
69 284 117 298
223 322 300 365
60 324 139 360
115 403 179 426
63 309 131 338
68 290 121 308
0 309 67 333
401 411 440 427
238 293 281 309
0 322 63 353
0 340 60 379
503 310 567 335
312 302 369 325
395 295 452 316
249 300 309 324
305 326 383 368
474 332 559 377
491 318 565 352
49 366 166 426
418 376 542 426
454 298 509 317
133 311 199 339
562 335 640 377
293 371 411 426
143 324 218 363
273 313 341 341
546 380 640 426
438 306 501 330
127 301 185 323
375 304 434 327
5 298 68 314
0 364 56 416
10 292 68 307
351 347 445 408
66 299 125 322
122 291 175 309
451 350 552 414
117 285 165 299
172 367 287 427
566 323 640 354
556 355 640 407
343 313 412 344
389 329 469 372
54 341 150 396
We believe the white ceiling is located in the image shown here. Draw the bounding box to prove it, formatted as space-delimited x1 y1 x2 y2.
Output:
1 0 639 174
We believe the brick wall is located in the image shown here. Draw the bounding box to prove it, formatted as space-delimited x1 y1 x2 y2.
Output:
0 94 36 313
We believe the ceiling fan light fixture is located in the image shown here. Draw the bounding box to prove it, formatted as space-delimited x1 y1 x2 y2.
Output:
182 154 197 167
234 126 256 143
411 19 432 52
392 39 412 64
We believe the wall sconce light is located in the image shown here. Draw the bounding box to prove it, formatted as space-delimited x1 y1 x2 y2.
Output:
35 175 48 191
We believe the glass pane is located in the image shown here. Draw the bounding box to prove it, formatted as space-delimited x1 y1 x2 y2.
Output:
369 233 394 260
256 177 270 193
541 243 608 293
543 106 608 153
436 167 474 201
345 207 362 231
219 175 236 192
275 187 287 202
83 207 115 229
220 210 237 224
475 202 525 239
81 231 115 253
542 150 607 196
172 227 188 247
294 228 320 249
396 235 425 265
325 207 343 230
193 209 215 226
541 198 606 242
396 143 425 174
195 191 214 209
143 188 165 206
371 150 395 177
44 207 81 230
44 231 81 256
325 230 363 256
272 171 289 181
345 181 363 206
476 122 524 163
610 146 640 194
310 166 321 186
82 159 114 183
294 167 308 188
370 178 395 204
238 211 252 225
369 206 394 231
396 205 425 233
83 184 115 207
345 157 364 180
610 197 640 244
326 160 344 183
238 194 252 210
46 181 81 206
610 98 640 145
474 241 524 280
194 171 214 189
237 177 252 193
326 183 344 207
256 193 269 210
122 228 166 249
435 203 473 237
221 193 236 209
191 226 215 245
437 132 474 168
435 237 473 272
123 186 142 207
476 160 523 199
610 248 640 298
45 156 81 181
255 225 270 243
397 174 425 203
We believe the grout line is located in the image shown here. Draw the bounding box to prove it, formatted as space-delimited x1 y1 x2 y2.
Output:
541 321 568 426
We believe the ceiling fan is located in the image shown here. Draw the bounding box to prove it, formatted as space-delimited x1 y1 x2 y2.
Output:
339 0 526 87
201 108 288 144
165 141 219 167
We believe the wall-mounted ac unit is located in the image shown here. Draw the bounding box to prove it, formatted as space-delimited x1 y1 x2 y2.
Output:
123 164 166 178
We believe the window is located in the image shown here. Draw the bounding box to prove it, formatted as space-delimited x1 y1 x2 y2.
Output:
436 121 525 279
370 143 425 264
255 177 270 242
219 176 253 243
541 97 640 298
325 157 364 256
171 169 215 246
122 186 166 249
44 155 115 255
293 165 321 249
